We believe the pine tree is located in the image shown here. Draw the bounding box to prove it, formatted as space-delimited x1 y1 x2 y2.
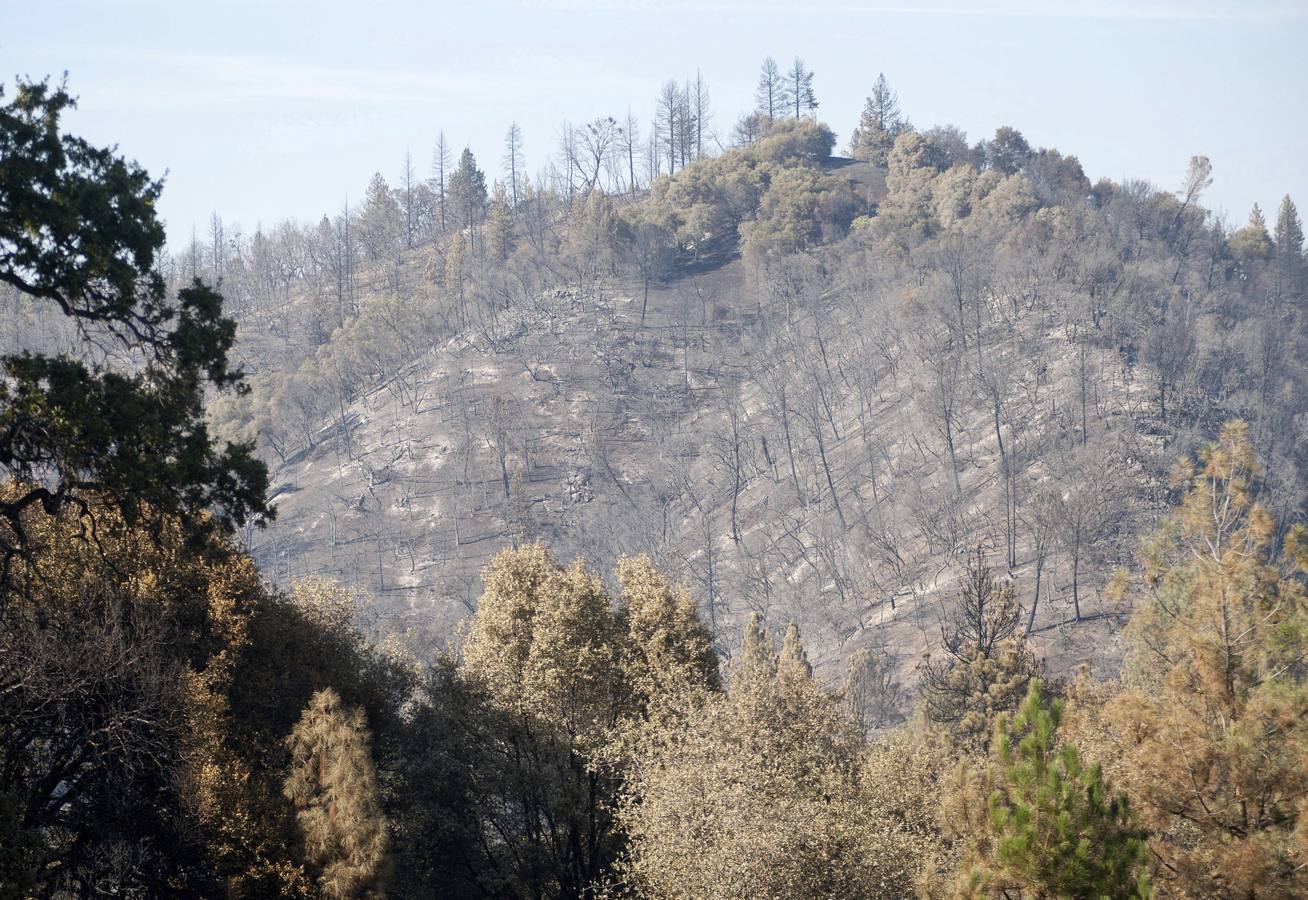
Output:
961 680 1152 899
283 689 390 900
755 56 789 122
357 172 401 261
447 147 487 235
431 131 451 232
1104 421 1308 898
1275 194 1304 258
849 73 905 166
730 611 775 693
1274 195 1304 299
484 181 512 263
443 230 467 326
1229 203 1274 264
502 122 524 207
922 546 1038 745
657 79 682 175
786 56 818 119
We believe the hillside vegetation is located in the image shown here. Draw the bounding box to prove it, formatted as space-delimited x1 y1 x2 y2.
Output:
190 76 1307 693
3 60 1308 898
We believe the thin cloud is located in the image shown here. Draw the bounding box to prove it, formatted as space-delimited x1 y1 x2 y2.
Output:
67 51 512 112
88 51 653 113
511 0 1308 20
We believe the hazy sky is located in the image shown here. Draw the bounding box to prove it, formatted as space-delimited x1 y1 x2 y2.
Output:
6 0 1306 246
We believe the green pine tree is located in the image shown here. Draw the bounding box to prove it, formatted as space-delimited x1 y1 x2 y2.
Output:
1274 195 1304 299
1275 194 1304 258
966 680 1152 899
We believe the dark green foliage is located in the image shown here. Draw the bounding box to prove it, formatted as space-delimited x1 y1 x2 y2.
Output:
978 681 1151 899
0 77 269 577
0 789 42 898
983 126 1033 175
448 147 488 232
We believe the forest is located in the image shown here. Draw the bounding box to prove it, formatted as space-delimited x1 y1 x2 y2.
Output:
2 49 1308 899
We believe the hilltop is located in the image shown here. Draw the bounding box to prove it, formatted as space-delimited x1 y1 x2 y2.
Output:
199 113 1308 706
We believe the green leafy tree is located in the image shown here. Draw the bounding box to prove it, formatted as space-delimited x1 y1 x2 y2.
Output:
455 545 722 898
0 77 268 578
959 680 1152 899
740 165 857 259
458 544 630 898
874 131 939 238
984 126 1033 176
617 554 720 704
284 688 391 900
1229 203 1274 266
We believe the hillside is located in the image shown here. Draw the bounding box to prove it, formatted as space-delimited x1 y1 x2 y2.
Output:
211 123 1307 706
7 54 1308 900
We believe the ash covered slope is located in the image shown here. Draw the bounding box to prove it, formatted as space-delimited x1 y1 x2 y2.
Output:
209 122 1307 694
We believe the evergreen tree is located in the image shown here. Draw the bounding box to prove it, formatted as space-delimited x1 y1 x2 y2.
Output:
444 230 468 326
357 172 401 261
1104 421 1308 898
755 55 789 122
786 56 818 118
849 73 905 166
1228 203 1274 265
1275 194 1304 257
484 181 512 263
447 147 488 235
284 688 390 900
0 77 268 575
960 680 1152 899
1274 194 1304 299
922 546 1038 746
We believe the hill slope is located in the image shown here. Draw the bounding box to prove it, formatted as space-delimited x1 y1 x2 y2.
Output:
211 127 1306 708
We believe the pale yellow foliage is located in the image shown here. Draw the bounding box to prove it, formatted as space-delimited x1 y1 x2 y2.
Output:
617 554 720 705
616 617 933 899
463 542 625 750
283 688 390 900
1096 422 1308 898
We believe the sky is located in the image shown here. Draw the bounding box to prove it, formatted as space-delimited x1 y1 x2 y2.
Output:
5 0 1307 247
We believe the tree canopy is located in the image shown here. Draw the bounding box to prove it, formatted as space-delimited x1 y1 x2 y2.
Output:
0 77 269 579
